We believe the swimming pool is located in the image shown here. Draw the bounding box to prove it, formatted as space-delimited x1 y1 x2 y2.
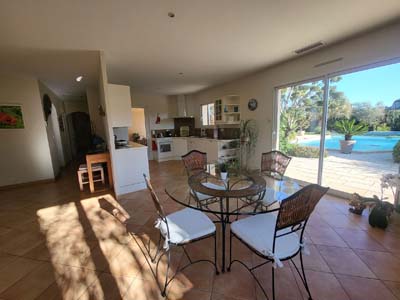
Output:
298 135 400 152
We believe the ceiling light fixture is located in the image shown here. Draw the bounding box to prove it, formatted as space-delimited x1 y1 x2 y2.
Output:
168 12 175 18
76 76 83 82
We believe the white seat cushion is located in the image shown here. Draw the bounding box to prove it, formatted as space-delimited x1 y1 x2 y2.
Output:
159 208 216 245
261 188 288 205
231 213 300 259
194 182 225 201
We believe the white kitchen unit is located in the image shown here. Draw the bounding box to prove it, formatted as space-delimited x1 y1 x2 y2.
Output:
113 142 149 195
108 84 132 127
152 138 174 162
171 137 238 163
173 137 188 158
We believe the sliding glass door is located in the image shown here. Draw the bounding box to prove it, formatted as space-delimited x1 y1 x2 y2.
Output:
276 61 400 203
277 79 325 184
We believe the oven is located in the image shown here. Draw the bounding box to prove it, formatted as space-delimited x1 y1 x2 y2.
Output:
156 138 173 159
159 141 172 153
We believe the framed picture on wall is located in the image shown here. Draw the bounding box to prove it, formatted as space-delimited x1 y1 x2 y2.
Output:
0 104 25 129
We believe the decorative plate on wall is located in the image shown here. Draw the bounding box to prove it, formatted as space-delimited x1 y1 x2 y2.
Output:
248 98 258 111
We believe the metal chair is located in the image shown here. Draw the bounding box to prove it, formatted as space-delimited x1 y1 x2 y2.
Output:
261 150 292 180
228 184 329 300
143 174 219 297
181 150 208 176
181 150 224 207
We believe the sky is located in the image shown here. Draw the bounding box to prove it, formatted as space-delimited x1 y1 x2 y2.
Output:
335 62 400 107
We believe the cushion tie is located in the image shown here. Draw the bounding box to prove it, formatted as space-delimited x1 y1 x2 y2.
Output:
300 238 310 255
154 218 170 250
263 249 283 269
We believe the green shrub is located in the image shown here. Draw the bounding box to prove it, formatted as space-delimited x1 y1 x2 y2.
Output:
287 145 328 158
376 124 390 131
393 141 400 163
314 126 322 134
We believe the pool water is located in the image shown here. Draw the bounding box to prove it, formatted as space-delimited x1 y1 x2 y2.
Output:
299 135 400 152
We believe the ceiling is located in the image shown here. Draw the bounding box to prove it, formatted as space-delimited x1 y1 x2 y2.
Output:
0 1 399 98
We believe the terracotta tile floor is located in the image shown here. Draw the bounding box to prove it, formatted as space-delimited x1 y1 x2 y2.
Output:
0 160 399 300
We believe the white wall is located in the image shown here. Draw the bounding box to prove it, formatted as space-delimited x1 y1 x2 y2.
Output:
186 21 400 169
131 92 177 131
0 75 54 186
129 108 146 138
86 86 106 139
38 81 68 175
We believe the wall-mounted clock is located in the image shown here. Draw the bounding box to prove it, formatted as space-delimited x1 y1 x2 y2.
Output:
248 98 258 111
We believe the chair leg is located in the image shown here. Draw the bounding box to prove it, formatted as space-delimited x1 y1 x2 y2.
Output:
214 233 219 275
272 266 276 300
100 168 105 184
227 231 233 272
77 171 83 191
300 251 312 300
151 232 162 263
161 249 171 297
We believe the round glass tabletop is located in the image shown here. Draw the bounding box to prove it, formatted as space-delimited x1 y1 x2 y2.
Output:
165 170 301 216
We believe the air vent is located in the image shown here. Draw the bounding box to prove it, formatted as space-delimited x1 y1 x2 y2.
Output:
314 57 343 68
294 41 324 55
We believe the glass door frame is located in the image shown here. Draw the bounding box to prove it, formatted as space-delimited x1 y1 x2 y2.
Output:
273 56 400 186
273 75 329 185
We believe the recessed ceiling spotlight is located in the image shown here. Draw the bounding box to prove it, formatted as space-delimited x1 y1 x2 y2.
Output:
76 76 83 82
168 12 175 18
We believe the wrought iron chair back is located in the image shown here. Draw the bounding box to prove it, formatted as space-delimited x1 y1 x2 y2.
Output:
143 174 169 233
274 184 329 245
182 150 207 176
143 174 219 297
228 183 329 300
261 150 292 179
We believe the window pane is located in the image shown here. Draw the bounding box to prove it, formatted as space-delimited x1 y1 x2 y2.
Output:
208 103 215 125
201 104 208 125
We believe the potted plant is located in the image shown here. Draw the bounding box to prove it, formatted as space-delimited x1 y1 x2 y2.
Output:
335 119 367 154
218 162 228 180
239 119 258 170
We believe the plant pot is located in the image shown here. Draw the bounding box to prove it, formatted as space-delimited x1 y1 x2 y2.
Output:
339 140 356 154
220 172 228 181
349 206 365 215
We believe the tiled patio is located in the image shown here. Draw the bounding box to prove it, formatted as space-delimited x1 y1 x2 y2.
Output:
286 151 399 202
0 160 400 300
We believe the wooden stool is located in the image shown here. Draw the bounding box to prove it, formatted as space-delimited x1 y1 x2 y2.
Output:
77 163 105 191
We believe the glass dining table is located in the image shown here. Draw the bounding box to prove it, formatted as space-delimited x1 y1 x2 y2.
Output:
165 166 300 272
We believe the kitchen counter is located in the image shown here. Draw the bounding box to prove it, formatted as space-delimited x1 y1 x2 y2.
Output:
152 136 238 142
116 142 147 150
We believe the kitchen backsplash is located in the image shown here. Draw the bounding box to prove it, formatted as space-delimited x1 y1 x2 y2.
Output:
152 127 239 139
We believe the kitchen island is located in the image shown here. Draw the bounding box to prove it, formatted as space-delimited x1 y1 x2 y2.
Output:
113 142 149 195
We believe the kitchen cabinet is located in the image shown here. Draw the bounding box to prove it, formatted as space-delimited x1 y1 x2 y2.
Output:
173 138 188 158
166 137 239 163
108 84 132 127
215 95 240 125
205 140 218 163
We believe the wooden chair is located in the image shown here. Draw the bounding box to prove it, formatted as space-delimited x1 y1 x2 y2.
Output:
228 184 329 300
77 163 105 191
143 174 218 297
